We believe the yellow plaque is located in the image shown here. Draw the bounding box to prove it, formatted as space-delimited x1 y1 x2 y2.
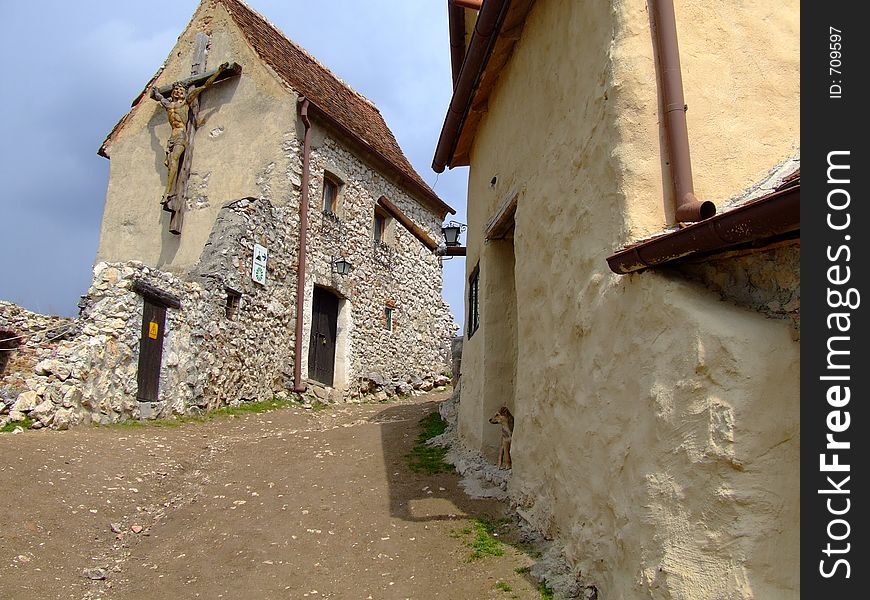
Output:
148 322 159 339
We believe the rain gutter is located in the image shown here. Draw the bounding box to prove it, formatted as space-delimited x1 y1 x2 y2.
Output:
448 2 468 88
433 0 511 173
606 183 799 274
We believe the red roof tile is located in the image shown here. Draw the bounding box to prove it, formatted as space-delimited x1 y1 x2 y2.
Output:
220 0 452 216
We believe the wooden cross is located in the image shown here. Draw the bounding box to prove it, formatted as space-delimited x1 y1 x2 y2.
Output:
151 33 241 234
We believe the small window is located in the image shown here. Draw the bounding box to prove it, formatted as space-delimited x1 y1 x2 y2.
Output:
467 265 480 338
322 175 339 214
373 207 390 243
384 306 393 331
225 289 241 320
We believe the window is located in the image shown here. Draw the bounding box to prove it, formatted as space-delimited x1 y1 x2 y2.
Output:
467 265 480 338
225 288 241 320
322 174 339 214
384 306 393 331
373 207 390 243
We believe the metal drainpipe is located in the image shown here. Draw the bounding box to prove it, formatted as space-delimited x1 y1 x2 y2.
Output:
293 98 312 393
452 0 483 10
650 0 716 223
448 1 467 88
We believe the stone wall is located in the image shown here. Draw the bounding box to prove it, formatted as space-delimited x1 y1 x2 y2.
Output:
0 302 76 392
301 128 455 397
2 187 453 430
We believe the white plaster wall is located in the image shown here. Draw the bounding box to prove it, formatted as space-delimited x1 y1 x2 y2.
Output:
458 0 800 597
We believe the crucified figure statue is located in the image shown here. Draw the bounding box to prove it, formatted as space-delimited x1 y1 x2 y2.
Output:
150 62 230 203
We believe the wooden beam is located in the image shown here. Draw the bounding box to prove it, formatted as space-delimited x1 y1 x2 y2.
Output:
153 62 242 97
485 190 518 240
377 196 439 251
132 280 182 309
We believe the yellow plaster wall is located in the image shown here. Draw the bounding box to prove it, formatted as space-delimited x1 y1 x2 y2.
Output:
458 1 799 597
96 2 297 273
612 0 800 236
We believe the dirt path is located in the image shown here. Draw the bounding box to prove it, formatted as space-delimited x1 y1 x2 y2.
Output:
0 391 543 599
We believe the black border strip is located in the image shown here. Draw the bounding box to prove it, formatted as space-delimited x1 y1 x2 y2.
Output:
802 2 867 595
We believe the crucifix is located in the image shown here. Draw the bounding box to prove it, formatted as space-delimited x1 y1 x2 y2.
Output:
151 33 241 234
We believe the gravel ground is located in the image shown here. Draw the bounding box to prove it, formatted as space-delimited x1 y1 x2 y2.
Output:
0 390 546 599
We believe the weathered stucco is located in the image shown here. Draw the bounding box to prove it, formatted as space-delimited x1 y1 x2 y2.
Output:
456 0 799 598
96 1 297 272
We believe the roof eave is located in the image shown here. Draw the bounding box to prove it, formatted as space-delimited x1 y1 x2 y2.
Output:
433 0 536 173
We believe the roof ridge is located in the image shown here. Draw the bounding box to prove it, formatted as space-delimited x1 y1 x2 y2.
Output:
218 0 379 111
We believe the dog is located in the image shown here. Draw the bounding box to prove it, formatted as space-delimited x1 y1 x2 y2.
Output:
488 406 514 469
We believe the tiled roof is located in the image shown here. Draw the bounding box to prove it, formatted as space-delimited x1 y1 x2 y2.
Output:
221 0 452 216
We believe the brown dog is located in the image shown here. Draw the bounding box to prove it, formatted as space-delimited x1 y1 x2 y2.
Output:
488 407 514 469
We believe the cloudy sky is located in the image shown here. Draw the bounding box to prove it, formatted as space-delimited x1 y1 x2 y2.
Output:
0 0 469 325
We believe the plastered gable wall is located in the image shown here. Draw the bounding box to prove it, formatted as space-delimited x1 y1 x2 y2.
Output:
96 1 297 273
459 0 799 598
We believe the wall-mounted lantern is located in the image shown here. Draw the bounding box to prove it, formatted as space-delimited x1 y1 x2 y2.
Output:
333 257 353 276
441 221 467 247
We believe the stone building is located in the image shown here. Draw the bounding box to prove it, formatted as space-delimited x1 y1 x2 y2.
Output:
434 1 798 598
0 0 456 429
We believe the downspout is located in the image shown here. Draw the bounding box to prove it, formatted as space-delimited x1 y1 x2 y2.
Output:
293 98 312 393
449 2 485 89
448 1 467 88
650 0 716 223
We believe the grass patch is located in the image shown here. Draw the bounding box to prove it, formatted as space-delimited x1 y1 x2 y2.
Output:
467 517 506 561
538 583 555 599
495 581 513 593
515 566 531 575
407 411 452 474
308 400 330 412
450 517 507 561
99 397 296 429
212 397 296 416
1 416 34 432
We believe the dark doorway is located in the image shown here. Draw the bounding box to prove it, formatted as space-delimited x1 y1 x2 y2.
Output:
136 299 167 402
308 287 339 386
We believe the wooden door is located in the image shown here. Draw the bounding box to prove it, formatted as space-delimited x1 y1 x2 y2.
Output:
308 288 338 386
136 299 167 402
